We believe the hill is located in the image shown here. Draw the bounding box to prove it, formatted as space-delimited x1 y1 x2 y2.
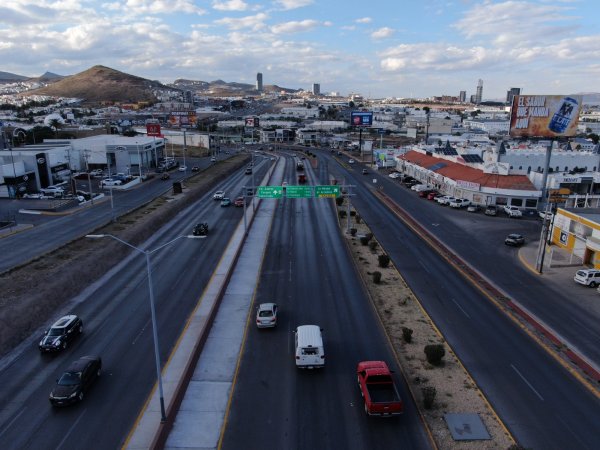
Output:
26 65 169 104
171 78 300 96
0 71 28 82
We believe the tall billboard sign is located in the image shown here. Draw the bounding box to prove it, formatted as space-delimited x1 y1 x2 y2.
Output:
245 117 260 127
509 95 582 138
350 111 373 127
169 111 197 128
146 123 162 137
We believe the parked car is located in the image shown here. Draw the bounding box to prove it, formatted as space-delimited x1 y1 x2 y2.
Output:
49 356 102 406
504 205 523 218
99 178 122 187
221 197 232 207
256 303 278 328
160 173 170 180
539 211 554 221
348 159 355 164
210 156 216 162
427 191 440 200
485 205 498 216
467 204 480 212
192 222 208 237
418 189 436 198
362 168 368 175
574 269 600 287
40 186 65 196
388 172 401 179
505 233 525 246
213 190 225 200
234 196 245 207
89 169 103 177
449 198 471 208
39 315 83 352
436 195 455 206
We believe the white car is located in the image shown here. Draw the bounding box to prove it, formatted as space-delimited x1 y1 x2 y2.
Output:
436 195 456 206
213 190 225 200
89 169 103 177
539 211 554 221
40 186 65 196
504 205 523 218
99 178 122 187
348 159 355 164
388 172 401 179
256 303 278 328
210 157 216 162
449 198 471 208
178 166 187 172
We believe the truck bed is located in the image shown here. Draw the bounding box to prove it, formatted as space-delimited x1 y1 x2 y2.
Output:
367 384 401 403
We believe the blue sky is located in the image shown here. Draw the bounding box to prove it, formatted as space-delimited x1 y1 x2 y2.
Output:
1 0 598 99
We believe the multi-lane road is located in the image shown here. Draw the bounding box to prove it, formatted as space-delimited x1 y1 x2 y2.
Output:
0 147 598 449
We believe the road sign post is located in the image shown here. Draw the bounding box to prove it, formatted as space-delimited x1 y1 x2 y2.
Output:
257 186 283 198
315 185 340 198
285 186 313 198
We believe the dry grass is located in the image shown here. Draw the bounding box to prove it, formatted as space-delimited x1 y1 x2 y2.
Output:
339 205 515 450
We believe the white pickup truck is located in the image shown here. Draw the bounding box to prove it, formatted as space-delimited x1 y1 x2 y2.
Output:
504 205 523 218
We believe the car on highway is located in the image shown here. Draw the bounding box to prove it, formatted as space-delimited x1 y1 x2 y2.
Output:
348 159 355 164
192 222 208 237
213 191 225 200
210 157 216 162
574 269 600 287
234 196 245 207
39 315 83 352
178 166 187 172
449 198 471 208
245 167 252 175
192 166 200 172
221 197 232 207
485 205 498 216
99 178 122 187
504 205 523 218
256 303 278 328
505 233 525 246
160 173 170 180
49 356 102 406
362 168 368 175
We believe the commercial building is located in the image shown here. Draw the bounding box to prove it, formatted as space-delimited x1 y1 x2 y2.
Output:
551 208 600 267
256 73 263 92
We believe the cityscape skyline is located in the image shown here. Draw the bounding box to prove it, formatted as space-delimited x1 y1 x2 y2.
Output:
1 1 598 100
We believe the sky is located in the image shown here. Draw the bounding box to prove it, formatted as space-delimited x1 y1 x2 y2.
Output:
1 0 599 100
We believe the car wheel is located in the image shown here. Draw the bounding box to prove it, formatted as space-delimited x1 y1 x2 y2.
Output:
62 340 67 350
589 282 597 288
78 391 84 401
78 325 83 334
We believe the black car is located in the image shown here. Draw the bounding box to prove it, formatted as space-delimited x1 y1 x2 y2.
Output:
505 233 525 246
39 315 83 352
193 222 208 237
49 356 102 406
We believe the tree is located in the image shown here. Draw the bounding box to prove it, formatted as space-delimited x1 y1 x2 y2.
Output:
587 133 599 144
48 118 62 138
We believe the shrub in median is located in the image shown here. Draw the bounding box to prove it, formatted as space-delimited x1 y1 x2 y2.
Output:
378 254 390 268
372 271 382 284
422 386 436 409
402 327 413 343
369 240 378 251
360 236 369 245
335 197 344 206
424 344 445 366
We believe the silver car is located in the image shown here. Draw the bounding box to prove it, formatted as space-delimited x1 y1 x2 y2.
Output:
256 303 278 328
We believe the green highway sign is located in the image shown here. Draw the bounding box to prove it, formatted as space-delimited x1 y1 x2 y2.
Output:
257 186 283 198
285 186 313 198
315 185 341 198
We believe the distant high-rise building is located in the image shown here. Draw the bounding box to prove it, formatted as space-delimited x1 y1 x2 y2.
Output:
312 83 320 95
506 87 521 105
459 90 466 103
256 72 263 92
474 79 483 104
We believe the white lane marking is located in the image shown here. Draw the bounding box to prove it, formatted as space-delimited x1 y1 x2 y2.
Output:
511 364 544 401
0 407 26 440
418 260 431 274
451 298 471 319
56 409 86 450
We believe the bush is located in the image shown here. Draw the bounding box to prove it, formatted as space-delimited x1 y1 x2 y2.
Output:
372 271 382 284
355 213 361 224
368 240 378 251
378 254 390 268
338 210 347 218
402 327 413 343
350 228 357 236
422 386 436 409
360 236 370 246
350 210 356 216
424 344 445 366
335 197 344 206
365 232 373 242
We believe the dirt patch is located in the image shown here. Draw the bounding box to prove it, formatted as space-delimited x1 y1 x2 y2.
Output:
338 207 515 450
0 155 249 357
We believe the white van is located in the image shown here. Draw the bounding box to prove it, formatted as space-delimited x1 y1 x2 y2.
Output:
294 325 324 369
574 269 600 287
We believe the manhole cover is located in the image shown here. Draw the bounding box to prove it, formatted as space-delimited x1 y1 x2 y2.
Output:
445 413 491 441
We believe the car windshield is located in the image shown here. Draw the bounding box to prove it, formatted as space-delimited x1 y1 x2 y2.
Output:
259 310 273 317
58 371 81 386
48 327 65 337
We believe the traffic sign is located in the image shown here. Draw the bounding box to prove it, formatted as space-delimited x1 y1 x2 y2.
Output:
257 186 283 198
285 186 313 198
315 185 340 198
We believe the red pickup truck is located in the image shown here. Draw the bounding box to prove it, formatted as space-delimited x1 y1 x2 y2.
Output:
298 174 307 184
357 361 403 416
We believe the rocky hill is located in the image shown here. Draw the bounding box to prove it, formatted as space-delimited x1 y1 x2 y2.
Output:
26 65 170 104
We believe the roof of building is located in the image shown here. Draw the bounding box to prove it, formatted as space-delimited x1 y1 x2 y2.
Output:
401 150 538 191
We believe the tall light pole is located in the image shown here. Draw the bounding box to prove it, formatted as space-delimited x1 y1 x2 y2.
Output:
85 233 192 423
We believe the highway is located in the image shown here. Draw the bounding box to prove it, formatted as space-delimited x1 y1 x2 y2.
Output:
0 160 265 449
220 156 432 450
324 151 600 449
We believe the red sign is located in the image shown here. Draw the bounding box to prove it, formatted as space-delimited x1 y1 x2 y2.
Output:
146 123 162 137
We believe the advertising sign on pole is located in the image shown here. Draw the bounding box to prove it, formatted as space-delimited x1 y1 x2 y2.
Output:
146 123 162 137
509 95 582 138
350 111 373 127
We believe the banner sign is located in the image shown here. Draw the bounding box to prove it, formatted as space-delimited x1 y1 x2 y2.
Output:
146 123 162 137
350 111 373 127
509 95 582 137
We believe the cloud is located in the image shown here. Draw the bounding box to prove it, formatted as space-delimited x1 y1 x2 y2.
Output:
212 0 250 12
271 19 320 34
102 0 205 15
214 13 269 31
355 17 372 24
273 0 313 10
371 27 394 40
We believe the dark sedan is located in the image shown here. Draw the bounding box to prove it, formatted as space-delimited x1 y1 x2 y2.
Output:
49 356 102 406
39 315 83 352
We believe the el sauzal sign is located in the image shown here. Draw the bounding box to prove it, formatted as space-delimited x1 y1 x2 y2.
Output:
509 95 582 138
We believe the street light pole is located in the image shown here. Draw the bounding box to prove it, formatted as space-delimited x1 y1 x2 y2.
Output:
85 233 191 423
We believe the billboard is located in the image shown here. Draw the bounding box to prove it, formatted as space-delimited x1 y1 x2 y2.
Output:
509 95 582 138
169 111 197 128
350 111 373 127
245 117 260 127
146 123 162 137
